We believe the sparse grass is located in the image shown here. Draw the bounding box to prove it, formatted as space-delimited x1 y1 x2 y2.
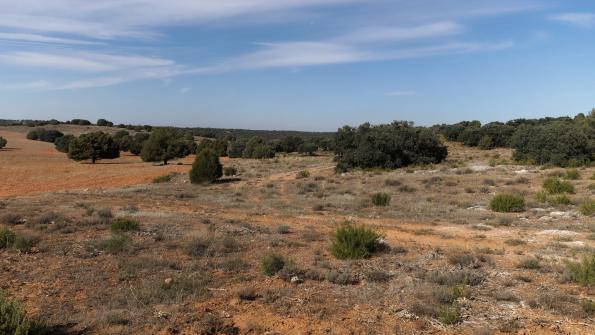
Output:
0 290 44 335
1 213 23 225
237 287 258 301
0 228 36 252
490 193 525 212
110 218 140 232
152 173 173 183
505 239 526 246
543 178 574 194
550 194 572 206
330 223 380 260
223 166 237 176
438 305 462 325
518 257 541 269
580 198 595 216
371 192 391 206
0 228 16 249
261 253 285 276
565 255 595 286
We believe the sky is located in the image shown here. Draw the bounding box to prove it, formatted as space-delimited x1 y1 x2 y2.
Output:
0 0 594 131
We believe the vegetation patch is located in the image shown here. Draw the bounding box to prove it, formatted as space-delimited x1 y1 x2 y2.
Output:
542 178 575 194
490 193 525 212
565 255 595 286
330 223 381 260
261 253 285 276
110 219 140 232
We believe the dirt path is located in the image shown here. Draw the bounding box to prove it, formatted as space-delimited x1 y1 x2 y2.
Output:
0 130 192 197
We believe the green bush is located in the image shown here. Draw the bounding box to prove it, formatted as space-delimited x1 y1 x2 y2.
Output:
371 192 391 206
330 224 380 259
335 121 447 171
0 136 6 149
26 128 63 143
189 149 222 184
53 135 74 153
542 178 574 194
296 170 310 179
0 228 16 249
0 291 33 335
580 199 595 216
550 194 572 206
12 235 36 253
477 135 494 150
98 235 131 254
110 219 140 232
438 305 462 325
565 168 580 180
242 137 275 159
152 174 173 183
223 166 237 177
261 253 285 276
565 255 595 286
489 193 525 212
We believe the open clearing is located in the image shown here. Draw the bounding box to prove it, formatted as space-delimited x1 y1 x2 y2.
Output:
1 126 594 334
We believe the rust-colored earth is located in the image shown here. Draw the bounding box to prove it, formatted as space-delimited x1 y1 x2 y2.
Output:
0 129 192 197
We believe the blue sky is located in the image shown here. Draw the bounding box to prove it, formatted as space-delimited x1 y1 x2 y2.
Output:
0 0 594 131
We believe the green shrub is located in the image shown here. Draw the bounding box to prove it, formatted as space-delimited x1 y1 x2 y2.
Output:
68 132 119 164
565 255 595 286
99 235 131 254
26 128 63 143
152 174 173 183
535 190 548 203
53 134 74 153
438 305 462 325
489 193 525 212
261 253 285 276
550 194 572 206
518 257 541 269
140 128 193 165
242 137 275 159
542 178 575 194
12 235 36 253
0 291 33 335
223 166 237 177
565 168 580 180
189 149 222 184
330 224 380 259
276 225 290 234
111 219 140 232
0 228 16 249
0 136 7 149
371 192 391 206
296 170 310 179
580 199 595 216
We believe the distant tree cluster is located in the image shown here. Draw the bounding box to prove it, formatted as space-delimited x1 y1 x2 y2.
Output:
96 119 114 127
140 128 196 165
437 111 595 166
334 121 448 171
0 136 6 149
26 128 64 143
197 138 228 157
69 119 92 125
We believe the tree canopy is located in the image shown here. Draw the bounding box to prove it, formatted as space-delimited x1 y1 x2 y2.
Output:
68 132 120 164
140 128 193 165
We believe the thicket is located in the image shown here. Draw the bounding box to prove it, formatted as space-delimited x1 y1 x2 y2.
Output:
334 121 447 171
26 128 64 143
438 111 595 166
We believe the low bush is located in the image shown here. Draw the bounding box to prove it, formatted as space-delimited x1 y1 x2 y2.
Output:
543 178 574 194
296 170 310 179
580 199 595 216
550 194 572 206
189 149 222 184
153 174 173 183
438 306 462 325
330 223 380 259
98 235 131 254
565 168 581 180
0 290 36 335
111 219 140 232
371 192 391 206
0 136 6 149
518 257 541 269
0 228 16 249
26 128 64 142
490 193 525 212
261 253 285 276
276 225 290 234
12 235 36 253
565 255 595 286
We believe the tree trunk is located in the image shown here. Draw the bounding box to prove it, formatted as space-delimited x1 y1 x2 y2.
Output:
163 159 168 165
92 157 96 164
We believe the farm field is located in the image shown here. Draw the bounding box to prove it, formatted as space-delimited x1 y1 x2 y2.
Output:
1 125 594 334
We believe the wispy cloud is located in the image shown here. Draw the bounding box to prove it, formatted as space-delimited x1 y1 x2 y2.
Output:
338 21 464 44
550 12 595 28
386 91 415 97
0 51 174 72
0 32 100 45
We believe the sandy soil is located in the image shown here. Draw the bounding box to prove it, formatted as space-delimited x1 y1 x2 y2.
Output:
0 129 192 197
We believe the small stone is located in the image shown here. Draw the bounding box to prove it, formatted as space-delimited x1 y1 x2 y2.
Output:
164 278 173 285
290 276 303 284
